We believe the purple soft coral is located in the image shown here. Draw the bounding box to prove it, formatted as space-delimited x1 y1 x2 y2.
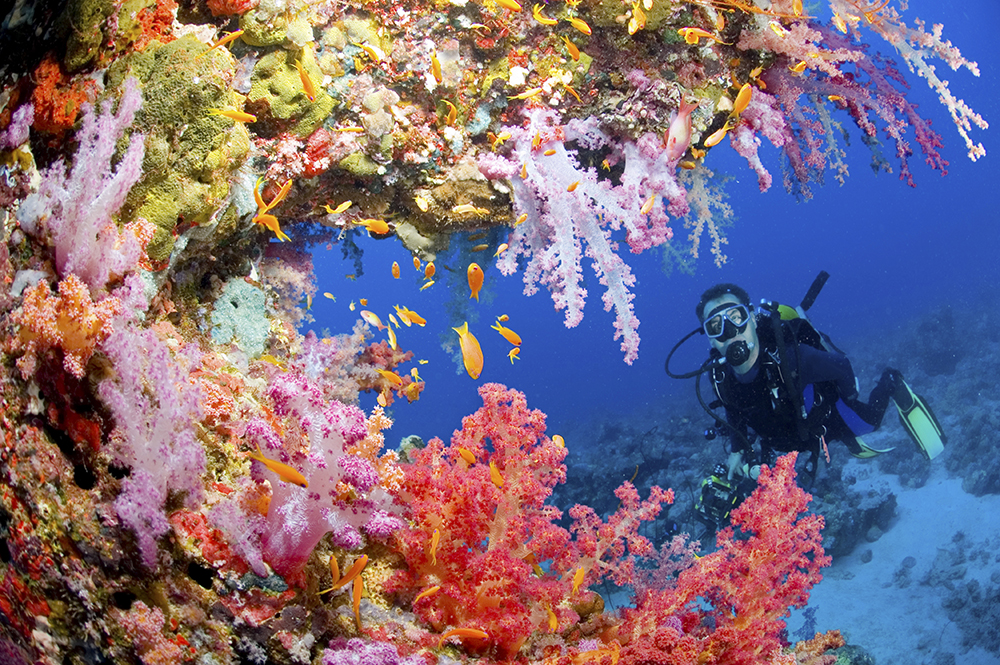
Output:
98 325 205 568
479 108 686 364
16 78 146 292
246 372 403 575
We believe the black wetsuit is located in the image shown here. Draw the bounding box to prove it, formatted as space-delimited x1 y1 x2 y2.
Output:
713 316 898 464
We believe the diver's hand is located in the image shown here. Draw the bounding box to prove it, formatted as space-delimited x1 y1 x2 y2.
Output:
726 451 744 480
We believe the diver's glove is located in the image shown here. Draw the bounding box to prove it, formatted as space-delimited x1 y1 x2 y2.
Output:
726 451 744 480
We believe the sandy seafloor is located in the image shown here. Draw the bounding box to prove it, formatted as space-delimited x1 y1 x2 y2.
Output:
788 455 1000 665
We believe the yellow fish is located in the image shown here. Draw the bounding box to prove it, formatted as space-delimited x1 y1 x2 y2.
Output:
566 16 591 34
489 461 504 489
468 263 484 301
491 321 521 346
453 322 483 379
357 218 390 235
376 368 404 386
431 51 443 84
325 200 352 214
209 107 257 123
360 310 386 330
452 203 489 215
732 82 753 116
248 444 308 488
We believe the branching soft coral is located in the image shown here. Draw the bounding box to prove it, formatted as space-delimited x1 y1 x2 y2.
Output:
390 383 668 658
17 77 148 292
8 274 123 378
479 108 684 365
390 383 570 656
98 325 206 569
244 371 405 578
618 453 830 665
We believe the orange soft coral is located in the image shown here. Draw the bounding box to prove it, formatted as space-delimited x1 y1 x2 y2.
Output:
8 274 122 378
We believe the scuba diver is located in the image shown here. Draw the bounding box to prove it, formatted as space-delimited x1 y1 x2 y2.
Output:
665 272 946 532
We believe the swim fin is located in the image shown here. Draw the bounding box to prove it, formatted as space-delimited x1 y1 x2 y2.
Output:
848 436 895 459
894 380 946 460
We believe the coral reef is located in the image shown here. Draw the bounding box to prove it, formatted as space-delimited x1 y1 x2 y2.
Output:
0 0 986 661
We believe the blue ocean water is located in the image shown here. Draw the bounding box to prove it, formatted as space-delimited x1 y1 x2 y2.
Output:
312 0 998 449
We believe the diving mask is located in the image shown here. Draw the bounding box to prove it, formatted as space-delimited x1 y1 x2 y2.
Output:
703 304 751 340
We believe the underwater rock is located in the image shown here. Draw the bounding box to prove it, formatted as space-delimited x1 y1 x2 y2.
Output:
247 49 337 139
105 37 252 260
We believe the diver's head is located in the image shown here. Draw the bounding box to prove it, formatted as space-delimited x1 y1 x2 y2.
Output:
697 284 759 374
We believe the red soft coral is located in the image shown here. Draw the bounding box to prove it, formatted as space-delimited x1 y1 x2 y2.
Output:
619 452 830 665
390 384 669 659
389 384 572 657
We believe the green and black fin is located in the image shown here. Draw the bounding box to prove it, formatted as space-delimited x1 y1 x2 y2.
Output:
848 436 895 459
895 381 946 460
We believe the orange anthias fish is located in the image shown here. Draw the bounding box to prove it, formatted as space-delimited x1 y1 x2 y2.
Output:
360 310 386 330
357 218 391 235
732 82 753 116
439 628 489 648
320 554 368 594
376 368 404 386
414 585 441 603
395 305 427 327
467 263 484 301
491 321 521 346
424 262 436 279
452 322 483 379
248 444 308 488
429 528 440 565
392 261 401 278
352 575 363 631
